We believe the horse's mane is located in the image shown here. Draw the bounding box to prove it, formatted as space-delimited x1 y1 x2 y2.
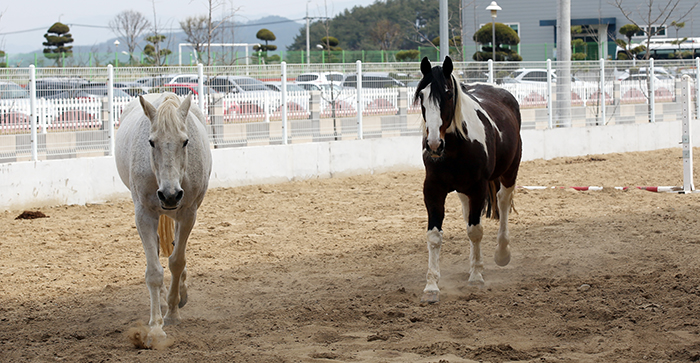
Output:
413 66 468 140
152 94 187 134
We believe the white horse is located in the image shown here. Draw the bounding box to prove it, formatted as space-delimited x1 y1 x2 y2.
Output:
115 92 212 348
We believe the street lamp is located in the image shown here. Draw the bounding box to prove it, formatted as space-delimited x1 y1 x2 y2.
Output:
114 39 120 67
306 0 311 64
486 1 501 62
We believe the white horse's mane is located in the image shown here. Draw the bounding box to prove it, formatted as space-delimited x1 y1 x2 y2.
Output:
153 94 187 134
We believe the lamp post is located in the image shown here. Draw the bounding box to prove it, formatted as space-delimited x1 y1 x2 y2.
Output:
114 40 120 67
486 1 501 62
306 0 311 64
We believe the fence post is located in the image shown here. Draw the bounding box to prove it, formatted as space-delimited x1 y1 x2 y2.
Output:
547 59 553 129
30 65 37 161
600 58 605 125
681 75 694 193
107 64 115 156
696 57 699 120
197 63 205 113
488 59 494 84
281 61 288 145
356 60 363 139
650 58 655 123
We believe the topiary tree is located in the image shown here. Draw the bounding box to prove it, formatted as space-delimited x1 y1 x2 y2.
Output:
254 28 277 56
319 36 341 51
143 34 171 66
472 23 521 61
396 49 420 62
42 22 74 66
0 50 6 68
616 24 644 60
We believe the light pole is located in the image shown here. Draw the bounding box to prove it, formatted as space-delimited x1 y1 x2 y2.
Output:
114 40 120 67
486 1 501 62
306 0 311 64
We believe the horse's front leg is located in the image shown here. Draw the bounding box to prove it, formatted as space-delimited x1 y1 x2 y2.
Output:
164 209 196 326
422 187 447 303
460 190 486 286
494 183 514 266
134 206 167 345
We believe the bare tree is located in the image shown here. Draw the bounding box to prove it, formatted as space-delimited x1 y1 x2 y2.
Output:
611 0 698 60
370 20 401 51
180 15 209 64
194 0 239 65
109 10 151 65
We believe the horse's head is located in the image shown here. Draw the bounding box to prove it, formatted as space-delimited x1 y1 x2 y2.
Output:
139 94 192 210
414 56 457 158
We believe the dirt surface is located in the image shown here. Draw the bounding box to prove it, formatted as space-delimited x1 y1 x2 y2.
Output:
3 148 700 362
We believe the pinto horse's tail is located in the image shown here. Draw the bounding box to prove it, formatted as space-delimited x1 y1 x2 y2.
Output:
158 215 175 257
485 181 517 220
485 181 500 220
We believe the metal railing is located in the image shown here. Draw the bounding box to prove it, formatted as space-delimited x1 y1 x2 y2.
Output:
1 59 698 163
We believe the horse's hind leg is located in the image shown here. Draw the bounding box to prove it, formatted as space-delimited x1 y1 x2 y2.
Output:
164 209 196 326
494 183 515 266
458 193 485 285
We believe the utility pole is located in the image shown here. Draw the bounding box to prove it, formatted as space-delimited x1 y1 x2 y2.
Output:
556 0 572 127
439 0 448 61
306 0 311 64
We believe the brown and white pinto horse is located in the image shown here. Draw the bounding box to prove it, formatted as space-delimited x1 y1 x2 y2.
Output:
415 56 522 303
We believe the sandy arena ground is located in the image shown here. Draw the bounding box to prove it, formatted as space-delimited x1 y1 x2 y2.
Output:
3 147 700 362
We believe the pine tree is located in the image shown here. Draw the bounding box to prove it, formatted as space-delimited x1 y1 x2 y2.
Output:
42 22 74 66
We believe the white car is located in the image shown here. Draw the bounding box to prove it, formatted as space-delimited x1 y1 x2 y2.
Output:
500 69 585 84
295 72 344 85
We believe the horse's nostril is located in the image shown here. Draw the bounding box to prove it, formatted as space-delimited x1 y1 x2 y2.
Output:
175 190 184 202
157 190 166 201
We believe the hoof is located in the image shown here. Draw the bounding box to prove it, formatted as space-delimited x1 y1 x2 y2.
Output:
421 290 439 304
163 313 182 326
494 248 511 267
178 288 188 309
468 273 485 286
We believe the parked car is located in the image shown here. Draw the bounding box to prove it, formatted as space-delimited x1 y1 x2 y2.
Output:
206 76 269 93
150 83 219 96
0 81 29 99
35 77 89 98
342 72 405 88
500 69 584 84
616 67 675 81
114 82 147 97
296 82 344 95
295 72 344 85
264 82 309 93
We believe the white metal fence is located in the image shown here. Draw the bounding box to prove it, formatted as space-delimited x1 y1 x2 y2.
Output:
1 59 699 163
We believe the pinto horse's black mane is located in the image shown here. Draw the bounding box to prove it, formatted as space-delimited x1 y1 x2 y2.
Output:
413 63 456 109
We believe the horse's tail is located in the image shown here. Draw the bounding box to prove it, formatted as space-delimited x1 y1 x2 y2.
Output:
158 215 174 257
485 181 500 220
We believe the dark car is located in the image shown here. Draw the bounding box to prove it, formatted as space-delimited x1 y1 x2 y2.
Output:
342 73 405 88
35 78 89 98
150 83 219 96
45 85 132 99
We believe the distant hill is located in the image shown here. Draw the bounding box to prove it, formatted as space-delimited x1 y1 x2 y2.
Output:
11 16 303 66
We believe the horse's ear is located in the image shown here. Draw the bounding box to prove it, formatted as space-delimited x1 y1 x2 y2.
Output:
420 57 431 76
442 56 453 77
178 94 192 121
139 95 157 122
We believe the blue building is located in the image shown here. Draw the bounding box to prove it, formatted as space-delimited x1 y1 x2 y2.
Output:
461 0 700 61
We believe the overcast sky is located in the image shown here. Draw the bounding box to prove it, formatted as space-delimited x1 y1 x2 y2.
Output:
1 0 377 53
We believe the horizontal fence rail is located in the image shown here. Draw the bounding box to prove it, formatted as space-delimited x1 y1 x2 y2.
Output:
0 59 699 163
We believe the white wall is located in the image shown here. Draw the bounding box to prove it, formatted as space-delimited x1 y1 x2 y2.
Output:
0 120 687 211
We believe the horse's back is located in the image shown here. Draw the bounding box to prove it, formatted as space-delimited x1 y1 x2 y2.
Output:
461 82 521 129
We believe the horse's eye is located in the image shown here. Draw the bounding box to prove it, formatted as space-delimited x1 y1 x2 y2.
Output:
446 90 453 99
149 140 154 148
183 139 189 148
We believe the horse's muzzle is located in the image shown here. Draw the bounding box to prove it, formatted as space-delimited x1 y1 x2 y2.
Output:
425 139 445 158
158 188 184 210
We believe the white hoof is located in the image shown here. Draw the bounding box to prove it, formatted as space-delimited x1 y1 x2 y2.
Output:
494 246 511 266
468 272 484 286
